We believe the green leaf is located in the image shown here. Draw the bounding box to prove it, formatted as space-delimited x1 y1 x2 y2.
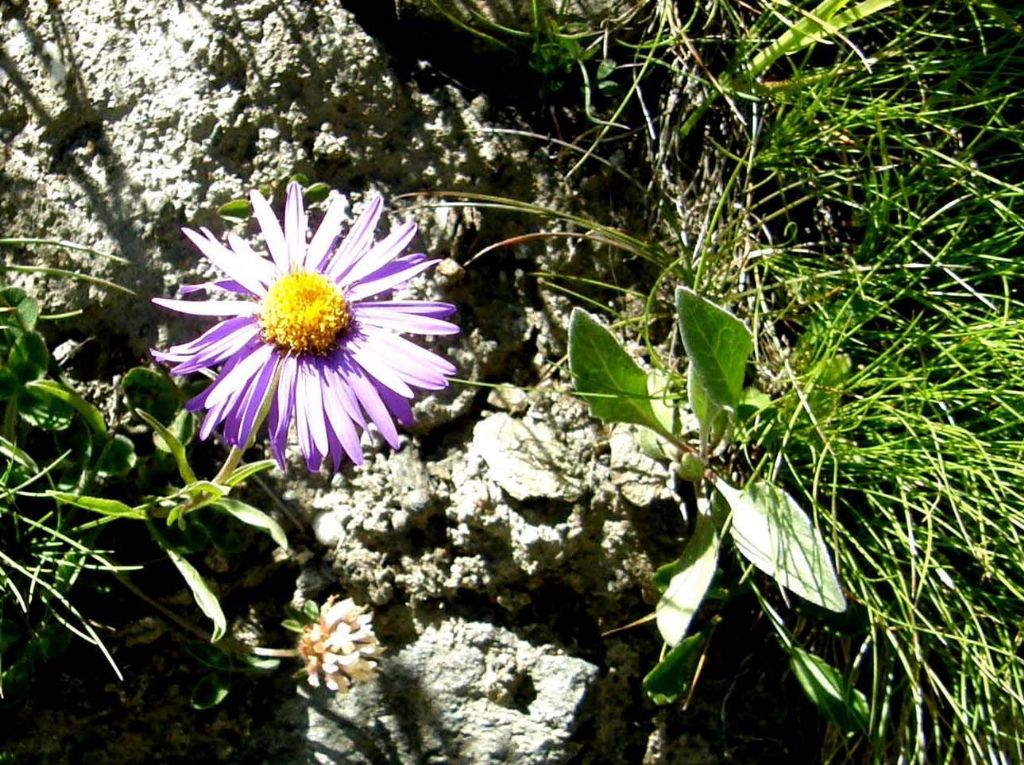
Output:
165 547 227 642
191 672 231 709
223 459 277 487
49 491 146 519
304 182 331 203
718 480 847 612
0 435 39 472
135 408 196 484
8 330 48 382
688 364 729 450
675 287 753 416
95 433 137 477
123 367 182 424
643 632 705 705
790 645 869 733
19 387 73 431
567 308 663 433
218 198 251 221
26 379 107 435
212 497 288 550
0 287 39 331
656 510 721 646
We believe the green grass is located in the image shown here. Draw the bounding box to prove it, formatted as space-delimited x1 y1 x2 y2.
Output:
734 4 1024 762
430 1 1024 762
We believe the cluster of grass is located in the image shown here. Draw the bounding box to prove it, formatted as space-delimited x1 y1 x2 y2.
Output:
747 6 1024 762
425 1 1023 762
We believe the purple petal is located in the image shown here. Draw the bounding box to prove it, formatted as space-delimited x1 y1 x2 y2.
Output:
182 227 268 297
357 300 456 318
226 350 279 447
169 322 261 375
375 381 414 427
268 355 298 469
323 196 384 279
154 315 255 360
307 192 348 272
153 297 260 317
334 220 416 287
284 182 309 269
296 359 330 469
344 257 438 302
353 303 458 335
321 372 365 466
178 279 249 296
204 342 275 410
349 342 414 398
226 233 278 282
250 188 290 272
339 364 395 448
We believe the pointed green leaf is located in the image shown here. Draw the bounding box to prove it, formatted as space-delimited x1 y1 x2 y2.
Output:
223 459 277 487
568 308 663 433
191 672 231 709
675 287 753 416
719 480 846 612
26 379 107 435
303 182 331 203
48 491 146 519
166 548 227 642
135 408 196 484
218 198 251 221
656 510 721 646
643 632 705 705
212 497 288 550
790 645 869 733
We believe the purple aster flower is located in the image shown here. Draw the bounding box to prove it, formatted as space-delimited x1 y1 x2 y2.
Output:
152 182 458 472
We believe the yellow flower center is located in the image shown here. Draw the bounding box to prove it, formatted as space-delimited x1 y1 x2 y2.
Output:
260 271 351 355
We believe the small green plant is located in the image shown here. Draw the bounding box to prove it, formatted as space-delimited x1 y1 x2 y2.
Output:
568 290 861 729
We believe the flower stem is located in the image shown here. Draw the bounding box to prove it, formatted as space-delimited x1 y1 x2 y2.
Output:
211 445 246 485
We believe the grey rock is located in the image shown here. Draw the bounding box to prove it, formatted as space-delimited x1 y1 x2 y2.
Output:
302 618 598 765
473 412 583 502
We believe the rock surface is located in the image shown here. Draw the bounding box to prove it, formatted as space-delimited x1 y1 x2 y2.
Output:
302 618 598 765
0 1 795 764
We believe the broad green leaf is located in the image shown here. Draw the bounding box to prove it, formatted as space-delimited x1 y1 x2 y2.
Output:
166 547 227 642
212 497 288 550
218 198 251 221
135 408 196 484
643 632 705 705
0 287 39 331
719 480 846 612
0 367 19 399
656 510 721 646
568 308 663 433
790 645 869 733
19 388 73 431
95 433 137 477
26 379 107 435
123 367 182 424
49 491 146 519
8 331 48 382
675 287 753 416
191 672 231 709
